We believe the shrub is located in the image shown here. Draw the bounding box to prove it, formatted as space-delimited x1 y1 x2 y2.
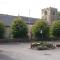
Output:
32 20 49 40
11 17 28 38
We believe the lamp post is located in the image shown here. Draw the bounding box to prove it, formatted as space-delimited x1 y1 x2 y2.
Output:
29 9 30 25
28 9 31 40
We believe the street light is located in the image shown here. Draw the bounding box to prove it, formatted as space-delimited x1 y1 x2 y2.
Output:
28 9 31 40
29 9 30 25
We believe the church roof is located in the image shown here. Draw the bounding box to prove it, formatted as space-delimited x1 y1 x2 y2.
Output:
0 14 39 26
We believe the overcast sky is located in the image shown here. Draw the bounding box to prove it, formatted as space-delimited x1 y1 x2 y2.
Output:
0 0 60 18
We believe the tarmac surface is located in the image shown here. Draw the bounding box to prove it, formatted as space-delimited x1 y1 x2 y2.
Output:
0 42 60 60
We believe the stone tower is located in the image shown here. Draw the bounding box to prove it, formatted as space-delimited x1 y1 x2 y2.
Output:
42 7 58 25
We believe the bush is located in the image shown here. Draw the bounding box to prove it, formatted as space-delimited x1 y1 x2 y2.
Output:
11 17 28 38
32 20 49 40
0 21 5 38
50 20 60 39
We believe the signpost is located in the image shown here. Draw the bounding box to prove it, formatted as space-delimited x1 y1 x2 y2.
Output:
40 30 43 40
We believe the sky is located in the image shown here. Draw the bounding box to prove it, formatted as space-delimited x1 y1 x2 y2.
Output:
0 0 60 18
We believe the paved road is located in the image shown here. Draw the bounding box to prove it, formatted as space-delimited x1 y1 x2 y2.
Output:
0 43 60 60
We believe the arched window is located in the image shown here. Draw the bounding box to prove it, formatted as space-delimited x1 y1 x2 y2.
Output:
53 11 55 15
44 11 47 15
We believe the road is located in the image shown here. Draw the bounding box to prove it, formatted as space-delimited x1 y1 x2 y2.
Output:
0 43 60 60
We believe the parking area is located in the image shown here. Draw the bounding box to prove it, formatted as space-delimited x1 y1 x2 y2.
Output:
0 43 60 60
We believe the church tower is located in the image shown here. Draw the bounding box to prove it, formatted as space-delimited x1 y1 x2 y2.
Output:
42 7 58 25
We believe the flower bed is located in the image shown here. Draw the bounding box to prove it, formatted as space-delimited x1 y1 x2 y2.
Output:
31 41 56 50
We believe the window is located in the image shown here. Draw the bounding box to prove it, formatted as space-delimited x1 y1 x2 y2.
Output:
44 11 47 15
53 11 55 15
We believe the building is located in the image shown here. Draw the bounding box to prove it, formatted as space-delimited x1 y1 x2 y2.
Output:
0 14 38 38
41 7 59 25
0 7 60 38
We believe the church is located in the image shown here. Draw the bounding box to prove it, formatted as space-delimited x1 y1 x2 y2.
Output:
0 7 60 38
42 7 60 25
0 14 38 38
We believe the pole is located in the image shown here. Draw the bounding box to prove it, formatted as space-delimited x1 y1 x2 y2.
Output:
28 9 31 40
29 9 30 24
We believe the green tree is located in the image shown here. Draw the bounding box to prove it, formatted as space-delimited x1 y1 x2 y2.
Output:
32 20 49 40
58 12 60 16
11 17 28 38
50 20 60 39
0 21 5 38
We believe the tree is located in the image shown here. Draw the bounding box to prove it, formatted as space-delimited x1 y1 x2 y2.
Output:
0 21 5 38
11 17 28 38
50 20 60 39
58 12 60 16
32 20 49 40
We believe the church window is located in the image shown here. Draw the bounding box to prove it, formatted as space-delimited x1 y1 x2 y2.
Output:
53 11 55 15
44 11 47 15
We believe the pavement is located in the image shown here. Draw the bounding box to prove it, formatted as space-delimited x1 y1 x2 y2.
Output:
0 43 60 60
